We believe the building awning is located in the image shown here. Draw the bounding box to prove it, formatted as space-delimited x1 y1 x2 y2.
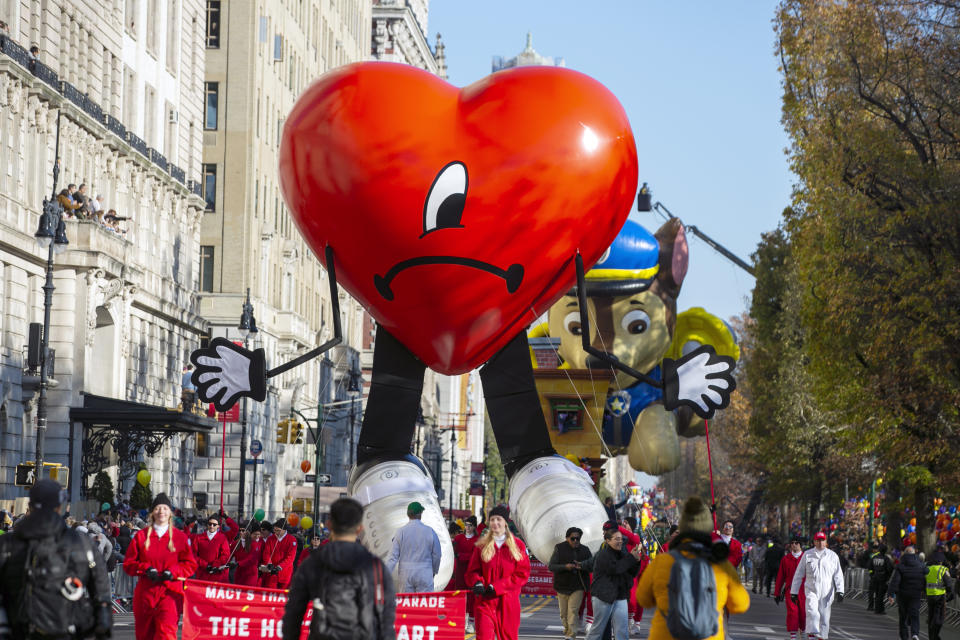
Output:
70 393 218 433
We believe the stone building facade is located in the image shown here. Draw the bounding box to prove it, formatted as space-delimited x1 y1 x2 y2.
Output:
194 0 372 520
0 0 209 511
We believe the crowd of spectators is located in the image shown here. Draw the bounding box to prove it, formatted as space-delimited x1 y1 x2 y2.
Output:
56 182 131 235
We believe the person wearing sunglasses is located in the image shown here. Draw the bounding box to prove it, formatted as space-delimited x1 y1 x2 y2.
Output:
548 527 594 640
191 517 231 583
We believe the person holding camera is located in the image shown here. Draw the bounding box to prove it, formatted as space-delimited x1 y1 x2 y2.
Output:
260 519 296 589
191 516 231 583
123 494 198 640
548 527 594 640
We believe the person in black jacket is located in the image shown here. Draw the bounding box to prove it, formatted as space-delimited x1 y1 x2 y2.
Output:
0 480 112 639
763 538 785 597
282 498 396 640
584 526 641 640
547 527 594 640
869 543 894 613
886 546 926 640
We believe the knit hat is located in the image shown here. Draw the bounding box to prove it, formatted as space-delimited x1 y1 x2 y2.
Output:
151 493 173 511
678 496 713 535
488 505 510 522
29 479 62 511
464 515 478 526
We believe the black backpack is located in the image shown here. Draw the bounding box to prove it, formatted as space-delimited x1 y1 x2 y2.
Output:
2 530 98 636
309 557 385 640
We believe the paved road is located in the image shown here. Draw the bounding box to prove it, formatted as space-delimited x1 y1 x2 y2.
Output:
111 591 960 639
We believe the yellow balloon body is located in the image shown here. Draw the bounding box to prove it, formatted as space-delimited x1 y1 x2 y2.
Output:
300 516 314 530
137 470 151 487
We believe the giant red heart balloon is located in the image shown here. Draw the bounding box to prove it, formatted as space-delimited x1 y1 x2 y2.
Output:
280 62 637 374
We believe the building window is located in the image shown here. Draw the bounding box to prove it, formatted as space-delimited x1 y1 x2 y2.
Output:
200 245 214 292
204 82 218 129
205 0 220 48
549 399 583 433
259 16 267 43
196 432 209 456
202 163 217 211
273 34 283 61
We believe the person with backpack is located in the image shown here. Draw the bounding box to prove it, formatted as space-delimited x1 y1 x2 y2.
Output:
0 480 113 640
123 493 198 640
282 498 395 640
584 523 641 640
790 531 844 640
465 505 531 640
636 496 750 640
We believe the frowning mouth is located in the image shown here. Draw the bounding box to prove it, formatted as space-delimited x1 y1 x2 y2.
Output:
374 256 524 301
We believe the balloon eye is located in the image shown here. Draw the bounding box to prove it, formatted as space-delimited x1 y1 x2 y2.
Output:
621 309 649 334
422 162 467 237
564 311 583 336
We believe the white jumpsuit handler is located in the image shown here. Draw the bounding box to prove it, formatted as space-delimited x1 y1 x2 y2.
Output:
386 501 442 593
790 532 844 640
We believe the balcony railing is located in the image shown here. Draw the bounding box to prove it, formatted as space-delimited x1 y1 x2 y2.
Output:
1 35 203 195
126 131 149 158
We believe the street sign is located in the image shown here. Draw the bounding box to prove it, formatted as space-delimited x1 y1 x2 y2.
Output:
15 462 69 488
244 459 264 465
250 439 263 457
315 473 332 485
304 474 316 483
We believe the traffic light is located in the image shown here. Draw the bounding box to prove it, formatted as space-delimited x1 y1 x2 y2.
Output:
276 419 289 443
290 421 304 444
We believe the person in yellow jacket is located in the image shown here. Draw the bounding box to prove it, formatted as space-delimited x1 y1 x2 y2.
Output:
636 496 750 640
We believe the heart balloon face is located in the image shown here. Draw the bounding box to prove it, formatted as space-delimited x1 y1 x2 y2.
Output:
280 62 637 374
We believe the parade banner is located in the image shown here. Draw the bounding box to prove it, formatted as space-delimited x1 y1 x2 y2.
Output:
182 579 466 640
521 558 557 597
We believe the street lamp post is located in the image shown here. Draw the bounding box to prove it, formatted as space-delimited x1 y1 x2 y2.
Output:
236 288 258 518
448 430 456 523
33 111 68 479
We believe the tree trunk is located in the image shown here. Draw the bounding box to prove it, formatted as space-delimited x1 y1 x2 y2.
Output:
915 484 935 554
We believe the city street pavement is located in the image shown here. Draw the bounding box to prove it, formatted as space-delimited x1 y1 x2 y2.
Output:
111 592 960 639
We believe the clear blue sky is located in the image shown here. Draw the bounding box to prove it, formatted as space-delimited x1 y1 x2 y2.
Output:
429 1 793 324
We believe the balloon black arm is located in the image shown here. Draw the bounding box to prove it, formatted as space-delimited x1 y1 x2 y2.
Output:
266 245 343 379
574 252 662 388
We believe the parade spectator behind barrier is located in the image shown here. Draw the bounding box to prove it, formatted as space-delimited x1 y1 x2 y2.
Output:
774 536 806 640
452 515 481 632
295 528 327 569
386 501 441 593
123 493 198 640
260 518 297 589
869 543 894 614
764 537 785 597
749 537 766 594
466 505 531 640
548 527 593 640
282 498 395 640
925 549 955 640
712 521 743 569
192 517 230 583
636 496 750 640
790 531 843 640
0 479 113 639
233 525 263 587
585 522 640 640
887 545 926 640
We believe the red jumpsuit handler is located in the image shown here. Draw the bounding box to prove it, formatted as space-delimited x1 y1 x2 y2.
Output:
453 515 480 628
775 538 807 639
260 519 297 588
191 516 231 582
123 494 198 640
233 527 263 587
465 507 531 640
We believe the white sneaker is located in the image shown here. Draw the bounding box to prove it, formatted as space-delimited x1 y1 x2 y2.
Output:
349 458 454 591
584 622 592 635
508 456 608 562
465 619 475 633
630 622 643 635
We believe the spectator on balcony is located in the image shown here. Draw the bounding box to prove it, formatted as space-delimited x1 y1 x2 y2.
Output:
0 21 9 38
74 183 91 218
104 209 130 235
90 193 104 221
57 184 82 217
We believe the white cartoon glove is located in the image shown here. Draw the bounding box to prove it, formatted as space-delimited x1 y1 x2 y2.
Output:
190 337 267 411
661 344 736 419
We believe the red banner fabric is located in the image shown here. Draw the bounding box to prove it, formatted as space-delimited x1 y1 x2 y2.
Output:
182 579 467 640
521 559 557 596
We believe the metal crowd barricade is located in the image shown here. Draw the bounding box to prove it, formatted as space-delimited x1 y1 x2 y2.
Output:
111 564 136 614
844 567 870 601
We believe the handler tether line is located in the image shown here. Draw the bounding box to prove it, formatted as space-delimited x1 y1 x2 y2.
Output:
704 418 717 531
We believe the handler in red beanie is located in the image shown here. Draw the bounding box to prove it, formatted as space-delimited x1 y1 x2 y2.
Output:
123 493 198 640
192 515 231 582
260 518 297 588
466 505 531 640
